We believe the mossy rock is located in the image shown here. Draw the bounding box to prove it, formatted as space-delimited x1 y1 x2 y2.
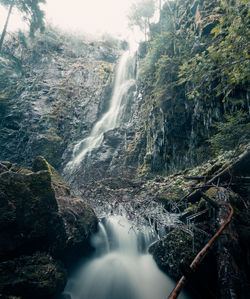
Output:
0 157 97 266
32 156 70 196
57 196 98 265
205 187 218 200
0 166 66 260
33 157 98 263
0 252 67 298
149 228 204 280
157 187 187 212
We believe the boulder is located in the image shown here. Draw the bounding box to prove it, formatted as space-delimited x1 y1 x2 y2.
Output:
149 229 204 281
0 166 66 261
32 156 98 263
0 252 66 299
0 157 98 297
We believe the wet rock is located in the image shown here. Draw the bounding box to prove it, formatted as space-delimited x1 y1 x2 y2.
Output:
0 157 98 263
149 229 204 280
0 157 98 298
57 196 98 265
32 156 71 196
32 156 98 263
0 32 119 169
0 253 67 299
0 167 66 261
103 129 124 147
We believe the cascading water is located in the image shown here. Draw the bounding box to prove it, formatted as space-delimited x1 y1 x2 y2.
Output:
62 44 190 299
64 46 136 180
63 216 189 299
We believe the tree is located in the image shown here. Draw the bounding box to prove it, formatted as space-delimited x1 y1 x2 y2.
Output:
178 0 249 102
0 0 46 52
128 0 155 41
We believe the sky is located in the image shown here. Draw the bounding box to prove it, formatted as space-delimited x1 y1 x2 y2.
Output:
0 0 138 38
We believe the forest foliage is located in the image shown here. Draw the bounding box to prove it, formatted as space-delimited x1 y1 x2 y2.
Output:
178 0 249 103
138 0 249 153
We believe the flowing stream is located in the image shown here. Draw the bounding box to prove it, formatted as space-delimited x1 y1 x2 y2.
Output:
63 46 189 299
63 216 189 299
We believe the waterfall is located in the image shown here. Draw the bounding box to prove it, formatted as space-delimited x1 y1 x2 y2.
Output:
64 46 136 177
63 216 189 299
62 44 190 299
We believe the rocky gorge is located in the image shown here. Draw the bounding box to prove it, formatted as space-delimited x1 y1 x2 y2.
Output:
0 0 249 298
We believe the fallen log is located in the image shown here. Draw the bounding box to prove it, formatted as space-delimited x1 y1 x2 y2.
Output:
168 150 249 298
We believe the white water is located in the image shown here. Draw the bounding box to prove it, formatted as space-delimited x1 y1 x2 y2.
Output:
63 216 189 299
64 47 136 175
63 44 190 299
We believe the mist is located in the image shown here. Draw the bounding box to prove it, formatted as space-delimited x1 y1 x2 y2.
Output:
0 0 137 38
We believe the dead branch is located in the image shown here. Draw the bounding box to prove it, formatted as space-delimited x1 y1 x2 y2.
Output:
168 202 233 299
176 149 250 205
183 176 213 181
206 150 250 186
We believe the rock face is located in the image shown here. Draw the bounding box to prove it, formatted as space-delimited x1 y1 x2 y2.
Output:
122 0 249 176
0 30 119 169
0 157 98 298
32 156 98 261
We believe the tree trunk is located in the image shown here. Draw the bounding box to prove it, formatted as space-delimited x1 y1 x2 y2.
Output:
0 1 14 53
159 0 162 33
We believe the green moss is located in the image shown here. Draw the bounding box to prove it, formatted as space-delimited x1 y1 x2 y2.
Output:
197 198 209 211
149 228 204 280
185 202 198 213
17 168 33 175
0 252 67 298
32 156 70 193
205 187 218 199
32 156 51 172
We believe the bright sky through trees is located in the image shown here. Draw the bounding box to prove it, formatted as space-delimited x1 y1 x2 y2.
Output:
0 0 137 37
